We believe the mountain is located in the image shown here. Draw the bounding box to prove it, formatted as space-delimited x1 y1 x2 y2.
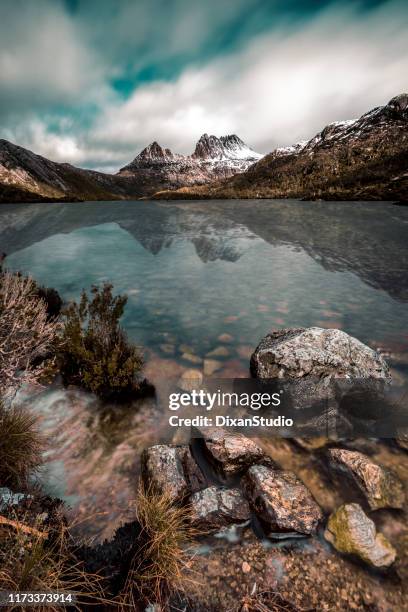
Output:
152 94 408 201
0 134 261 203
117 133 262 187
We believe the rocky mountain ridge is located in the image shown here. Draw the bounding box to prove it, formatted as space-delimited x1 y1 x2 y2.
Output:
1 94 407 203
153 93 408 201
117 133 262 186
0 133 261 203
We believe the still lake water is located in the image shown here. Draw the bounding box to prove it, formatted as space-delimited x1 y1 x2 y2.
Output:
1 198 407 537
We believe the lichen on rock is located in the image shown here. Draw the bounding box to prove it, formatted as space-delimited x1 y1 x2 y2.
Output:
328 448 405 510
324 503 396 568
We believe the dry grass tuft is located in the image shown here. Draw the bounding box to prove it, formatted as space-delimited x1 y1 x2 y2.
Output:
0 402 44 489
0 511 109 612
119 484 198 609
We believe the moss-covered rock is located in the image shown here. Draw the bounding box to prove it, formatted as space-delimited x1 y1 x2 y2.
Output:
324 503 396 568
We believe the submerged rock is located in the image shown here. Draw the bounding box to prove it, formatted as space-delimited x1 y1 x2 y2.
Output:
195 427 266 478
141 444 206 501
203 358 223 376
250 327 390 381
328 448 405 510
242 465 322 536
206 346 230 358
178 369 203 392
189 486 251 531
324 503 396 568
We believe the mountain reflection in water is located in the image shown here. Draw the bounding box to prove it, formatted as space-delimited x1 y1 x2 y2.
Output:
2 199 408 538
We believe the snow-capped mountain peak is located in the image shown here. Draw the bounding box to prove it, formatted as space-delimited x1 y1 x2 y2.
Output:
193 133 262 161
119 133 263 176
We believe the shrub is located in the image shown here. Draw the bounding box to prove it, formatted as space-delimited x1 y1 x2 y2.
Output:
0 271 59 398
0 402 44 489
59 283 145 401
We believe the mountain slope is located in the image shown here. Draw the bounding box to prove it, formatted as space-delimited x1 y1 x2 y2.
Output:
0 134 261 203
153 94 408 201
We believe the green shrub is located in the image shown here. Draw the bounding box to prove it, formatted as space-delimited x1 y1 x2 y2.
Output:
0 402 44 489
59 283 146 401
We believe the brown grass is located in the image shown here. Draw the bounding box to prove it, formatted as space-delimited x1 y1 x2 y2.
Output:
0 402 44 489
118 484 198 609
0 511 109 612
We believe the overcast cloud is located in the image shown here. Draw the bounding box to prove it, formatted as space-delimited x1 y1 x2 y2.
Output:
0 0 407 171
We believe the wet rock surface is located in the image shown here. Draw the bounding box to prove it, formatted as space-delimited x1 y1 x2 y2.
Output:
250 327 391 381
328 448 405 510
189 486 251 531
195 427 266 478
324 503 397 568
241 465 323 536
141 444 206 501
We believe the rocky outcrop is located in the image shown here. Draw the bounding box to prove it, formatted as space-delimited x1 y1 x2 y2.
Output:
241 465 322 537
328 448 405 510
195 427 266 479
250 327 390 381
140 444 206 502
324 503 396 568
189 486 251 531
153 93 408 201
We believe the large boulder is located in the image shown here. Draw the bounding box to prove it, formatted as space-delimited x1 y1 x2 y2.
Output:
324 503 396 568
250 328 390 381
194 427 267 479
141 444 206 502
327 448 405 510
250 328 390 420
241 465 322 537
189 486 251 531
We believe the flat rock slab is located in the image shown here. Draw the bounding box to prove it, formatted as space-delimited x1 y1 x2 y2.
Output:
250 327 390 381
195 427 266 478
189 486 251 531
242 465 322 536
141 444 206 502
328 448 405 510
324 503 396 568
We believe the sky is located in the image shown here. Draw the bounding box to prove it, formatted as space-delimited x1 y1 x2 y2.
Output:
0 0 407 172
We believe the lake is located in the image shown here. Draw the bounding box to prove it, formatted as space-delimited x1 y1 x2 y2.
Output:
1 198 407 537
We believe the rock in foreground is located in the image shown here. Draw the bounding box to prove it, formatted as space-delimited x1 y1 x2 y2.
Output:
242 465 322 536
141 444 206 501
196 427 266 479
189 486 251 531
328 448 405 510
250 327 390 381
324 503 396 568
